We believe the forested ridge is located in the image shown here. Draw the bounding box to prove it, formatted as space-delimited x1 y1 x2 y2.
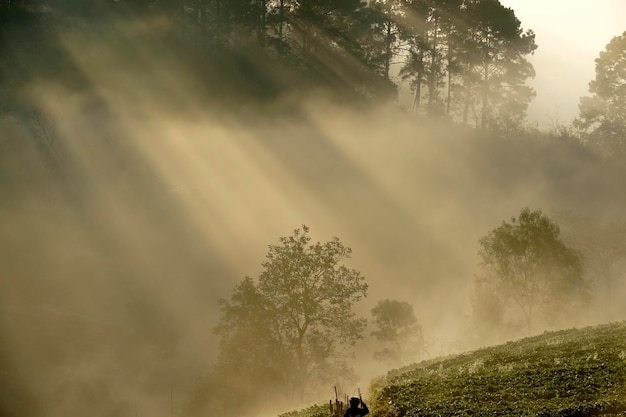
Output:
1 0 537 125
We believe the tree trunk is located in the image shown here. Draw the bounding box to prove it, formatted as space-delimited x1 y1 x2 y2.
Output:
445 25 452 116
412 51 424 112
301 0 310 55
384 20 392 81
427 14 439 115
196 0 203 26
257 0 266 46
481 62 488 128
462 87 470 125
278 0 285 44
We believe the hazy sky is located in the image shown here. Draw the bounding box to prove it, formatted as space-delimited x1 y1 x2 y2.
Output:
499 0 626 127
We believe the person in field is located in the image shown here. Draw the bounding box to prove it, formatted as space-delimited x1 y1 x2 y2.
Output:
344 397 369 417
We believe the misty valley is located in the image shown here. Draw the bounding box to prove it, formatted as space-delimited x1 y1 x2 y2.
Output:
1 1 626 417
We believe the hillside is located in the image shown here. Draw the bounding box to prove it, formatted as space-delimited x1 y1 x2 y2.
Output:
280 321 626 417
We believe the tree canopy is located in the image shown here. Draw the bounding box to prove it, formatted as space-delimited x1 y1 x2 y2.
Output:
0 0 537 107
397 0 536 127
475 208 588 335
575 31 626 154
214 226 368 412
370 299 426 366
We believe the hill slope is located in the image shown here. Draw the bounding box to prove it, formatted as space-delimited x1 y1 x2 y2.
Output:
281 321 626 417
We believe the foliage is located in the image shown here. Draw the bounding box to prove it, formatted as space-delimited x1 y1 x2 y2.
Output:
575 31 626 155
371 299 426 365
456 0 537 129
475 208 588 335
398 0 536 126
2 0 538 106
279 403 331 417
214 226 368 411
283 322 626 417
398 0 444 114
369 321 626 417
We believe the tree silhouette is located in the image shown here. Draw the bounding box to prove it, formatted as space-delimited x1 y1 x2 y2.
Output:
575 31 626 155
457 0 536 129
214 226 368 408
476 208 588 335
371 299 426 365
399 0 536 124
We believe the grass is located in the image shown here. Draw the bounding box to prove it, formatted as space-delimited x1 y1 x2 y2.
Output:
280 321 626 416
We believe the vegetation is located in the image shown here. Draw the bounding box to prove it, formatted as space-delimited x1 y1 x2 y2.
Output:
282 321 626 417
0 0 536 120
213 226 368 413
279 403 332 417
474 208 588 336
575 31 626 155
371 299 426 366
372 321 626 417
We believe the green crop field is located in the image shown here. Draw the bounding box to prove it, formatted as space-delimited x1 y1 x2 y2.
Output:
280 321 626 417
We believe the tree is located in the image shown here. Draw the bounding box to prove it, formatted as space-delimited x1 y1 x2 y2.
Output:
398 0 535 123
399 0 447 114
214 226 368 410
290 0 391 97
575 31 626 155
456 0 536 129
475 208 588 335
364 0 404 83
370 299 426 365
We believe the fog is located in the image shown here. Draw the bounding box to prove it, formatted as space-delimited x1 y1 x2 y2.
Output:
2 12 626 417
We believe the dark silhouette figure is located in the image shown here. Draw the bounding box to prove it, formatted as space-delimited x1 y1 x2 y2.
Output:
344 397 369 417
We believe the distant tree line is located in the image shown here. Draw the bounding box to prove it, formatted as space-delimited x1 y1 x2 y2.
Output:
144 0 538 129
3 2 625 147
1 0 537 129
